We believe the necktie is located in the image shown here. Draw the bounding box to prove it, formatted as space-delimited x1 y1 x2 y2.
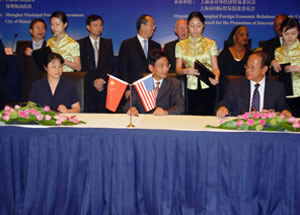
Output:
94 40 99 68
143 39 148 58
252 83 260 111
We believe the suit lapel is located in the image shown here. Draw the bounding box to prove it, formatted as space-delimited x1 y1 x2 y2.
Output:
156 78 167 103
134 36 147 60
240 78 251 113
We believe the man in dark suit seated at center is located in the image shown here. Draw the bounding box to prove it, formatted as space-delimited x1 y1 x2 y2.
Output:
123 50 184 116
216 51 292 117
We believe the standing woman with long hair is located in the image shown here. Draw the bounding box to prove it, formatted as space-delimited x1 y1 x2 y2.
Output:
47 11 81 72
272 17 300 117
175 11 220 115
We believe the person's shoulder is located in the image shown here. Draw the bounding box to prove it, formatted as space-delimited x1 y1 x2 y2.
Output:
77 36 89 44
149 39 161 47
32 76 47 87
122 36 137 44
165 76 181 86
164 40 178 48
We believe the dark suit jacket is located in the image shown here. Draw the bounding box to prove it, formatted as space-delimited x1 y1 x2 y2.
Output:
217 77 288 116
16 40 47 101
164 39 178 73
261 36 281 60
123 76 184 114
118 36 161 83
78 37 114 112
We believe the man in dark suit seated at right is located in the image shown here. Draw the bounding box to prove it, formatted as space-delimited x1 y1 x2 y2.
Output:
163 19 188 73
261 14 288 60
123 50 184 116
118 14 161 99
78 14 114 113
16 18 47 101
216 51 292 117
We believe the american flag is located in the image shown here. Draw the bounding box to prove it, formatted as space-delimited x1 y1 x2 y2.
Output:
133 74 156 112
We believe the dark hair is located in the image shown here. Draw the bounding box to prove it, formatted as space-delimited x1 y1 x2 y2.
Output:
249 51 270 68
50 11 68 24
86 14 103 26
148 49 168 66
136 14 151 32
275 14 288 22
30 18 46 30
225 25 247 48
187 11 205 24
44 52 64 67
280 17 300 32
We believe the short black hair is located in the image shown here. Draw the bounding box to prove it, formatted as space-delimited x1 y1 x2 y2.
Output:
148 49 168 66
44 52 64 67
50 11 68 24
29 18 46 30
281 17 300 32
187 11 205 24
86 14 103 26
136 14 151 32
249 51 270 68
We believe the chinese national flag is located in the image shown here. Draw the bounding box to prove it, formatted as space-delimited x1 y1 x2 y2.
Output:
106 75 128 112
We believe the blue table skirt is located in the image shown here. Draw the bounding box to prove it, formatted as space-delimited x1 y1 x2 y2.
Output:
0 126 299 215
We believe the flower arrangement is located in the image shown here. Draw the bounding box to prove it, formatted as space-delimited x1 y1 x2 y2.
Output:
0 102 85 126
207 110 300 132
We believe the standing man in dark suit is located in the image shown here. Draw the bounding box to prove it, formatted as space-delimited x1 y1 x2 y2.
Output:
118 14 161 99
16 18 47 101
123 50 184 116
78 14 114 113
163 19 188 73
216 51 291 117
262 14 288 60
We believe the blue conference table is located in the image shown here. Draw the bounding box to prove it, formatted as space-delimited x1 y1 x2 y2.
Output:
0 114 299 215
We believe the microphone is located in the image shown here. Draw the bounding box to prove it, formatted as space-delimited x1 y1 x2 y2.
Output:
11 33 18 53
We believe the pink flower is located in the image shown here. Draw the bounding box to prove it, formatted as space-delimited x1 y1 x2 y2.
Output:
243 112 250 120
44 106 51 112
4 110 11 116
247 119 254 126
25 109 30 115
259 119 266 126
54 115 60 120
293 123 300 129
4 105 11 111
3 115 10 121
288 117 296 124
220 119 225 125
260 113 268 119
236 120 244 126
23 113 29 119
14 105 21 109
45 115 51 121
56 120 62 125
267 112 274 119
18 110 25 117
237 115 243 119
69 115 79 124
30 108 36 115
280 114 285 120
36 114 43 121
252 112 260 119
